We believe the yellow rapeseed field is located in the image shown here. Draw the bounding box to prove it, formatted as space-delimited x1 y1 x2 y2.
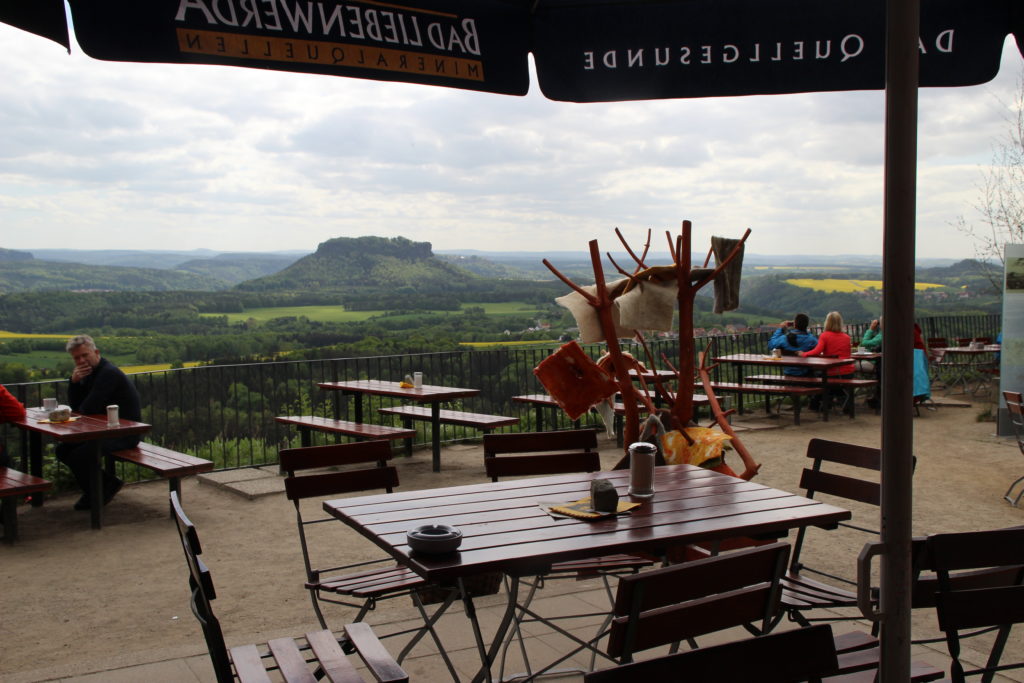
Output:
460 340 559 348
785 279 944 293
0 331 67 339
121 361 205 374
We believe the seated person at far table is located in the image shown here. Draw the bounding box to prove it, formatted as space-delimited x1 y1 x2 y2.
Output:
767 313 818 377
55 334 142 511
800 311 855 414
0 384 27 468
861 318 883 352
858 315 882 382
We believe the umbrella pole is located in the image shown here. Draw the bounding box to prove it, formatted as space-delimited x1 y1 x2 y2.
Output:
880 0 920 677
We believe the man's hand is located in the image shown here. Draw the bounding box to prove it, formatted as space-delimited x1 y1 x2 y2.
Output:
71 365 92 383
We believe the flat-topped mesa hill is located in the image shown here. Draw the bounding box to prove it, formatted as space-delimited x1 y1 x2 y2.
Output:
234 236 476 293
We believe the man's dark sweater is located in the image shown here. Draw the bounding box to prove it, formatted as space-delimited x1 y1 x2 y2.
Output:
68 357 141 422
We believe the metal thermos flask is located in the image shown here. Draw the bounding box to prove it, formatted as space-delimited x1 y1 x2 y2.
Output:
628 442 656 499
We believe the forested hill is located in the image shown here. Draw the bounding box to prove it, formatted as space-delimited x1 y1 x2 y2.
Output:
175 253 297 285
0 253 228 293
235 236 478 304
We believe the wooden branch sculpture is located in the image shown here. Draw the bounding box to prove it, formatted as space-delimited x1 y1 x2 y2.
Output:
543 220 755 477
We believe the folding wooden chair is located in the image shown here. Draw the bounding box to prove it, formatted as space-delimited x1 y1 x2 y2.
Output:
584 623 841 683
482 429 654 679
1002 391 1024 506
923 526 1024 682
280 440 459 679
772 438 904 631
170 491 408 683
558 541 940 682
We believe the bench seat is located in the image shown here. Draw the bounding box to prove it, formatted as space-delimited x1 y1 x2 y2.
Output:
378 405 519 430
512 394 582 431
744 374 878 388
708 382 823 425
743 375 880 417
110 442 214 515
275 415 416 447
1 467 53 542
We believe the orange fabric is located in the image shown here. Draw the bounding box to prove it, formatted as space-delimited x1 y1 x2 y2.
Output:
662 428 733 469
534 341 618 420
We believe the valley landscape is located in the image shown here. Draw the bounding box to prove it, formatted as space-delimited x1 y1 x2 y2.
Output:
0 235 1002 383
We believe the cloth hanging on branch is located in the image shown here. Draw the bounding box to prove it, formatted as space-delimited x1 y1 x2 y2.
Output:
711 236 744 313
555 281 633 343
533 341 618 420
616 279 677 332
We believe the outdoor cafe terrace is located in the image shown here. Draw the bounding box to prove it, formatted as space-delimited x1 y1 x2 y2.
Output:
2 311 1021 682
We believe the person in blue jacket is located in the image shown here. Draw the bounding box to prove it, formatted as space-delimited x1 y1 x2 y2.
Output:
768 314 818 377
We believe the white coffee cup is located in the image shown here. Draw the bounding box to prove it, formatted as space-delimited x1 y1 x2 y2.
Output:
413 372 423 388
43 397 58 411
107 404 119 427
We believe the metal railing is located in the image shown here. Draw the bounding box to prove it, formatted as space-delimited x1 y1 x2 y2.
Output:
3 313 1000 486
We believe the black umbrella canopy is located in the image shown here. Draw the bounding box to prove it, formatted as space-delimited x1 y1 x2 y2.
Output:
6 0 1023 100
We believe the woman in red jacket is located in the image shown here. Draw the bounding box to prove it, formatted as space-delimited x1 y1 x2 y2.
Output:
800 311 855 413
1 384 26 468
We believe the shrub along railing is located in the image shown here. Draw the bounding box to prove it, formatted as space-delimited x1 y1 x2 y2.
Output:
2 313 1000 488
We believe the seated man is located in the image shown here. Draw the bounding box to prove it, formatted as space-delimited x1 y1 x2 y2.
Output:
767 314 818 377
56 335 142 511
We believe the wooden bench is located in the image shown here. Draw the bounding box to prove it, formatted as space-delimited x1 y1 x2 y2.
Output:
275 415 416 448
0 467 52 543
512 394 582 431
109 442 214 516
744 374 880 417
379 405 519 431
379 405 520 470
708 382 823 425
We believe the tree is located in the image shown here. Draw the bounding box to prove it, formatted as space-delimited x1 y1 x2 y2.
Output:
955 75 1024 289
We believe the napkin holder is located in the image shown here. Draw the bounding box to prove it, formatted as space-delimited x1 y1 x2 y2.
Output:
590 478 619 513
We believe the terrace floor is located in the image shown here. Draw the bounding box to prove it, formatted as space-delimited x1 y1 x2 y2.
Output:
3 387 1023 682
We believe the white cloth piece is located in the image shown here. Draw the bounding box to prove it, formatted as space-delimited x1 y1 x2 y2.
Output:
616 279 678 332
556 280 632 343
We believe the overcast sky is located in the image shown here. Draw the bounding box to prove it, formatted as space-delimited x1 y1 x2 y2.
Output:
1 18 1022 261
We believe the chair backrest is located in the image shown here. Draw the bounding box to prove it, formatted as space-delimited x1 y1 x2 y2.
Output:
928 337 948 348
171 491 234 683
483 429 600 482
1004 392 1024 449
791 439 892 571
922 526 1024 682
605 541 791 662
280 440 398 500
280 440 401 584
586 623 838 683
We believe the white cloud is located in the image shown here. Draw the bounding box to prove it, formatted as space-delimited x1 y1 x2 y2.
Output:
0 19 1021 259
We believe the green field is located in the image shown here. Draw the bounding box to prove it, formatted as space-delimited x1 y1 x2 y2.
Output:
203 302 544 324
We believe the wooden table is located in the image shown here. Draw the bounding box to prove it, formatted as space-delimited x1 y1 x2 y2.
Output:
324 465 850 681
318 380 479 472
933 345 1000 395
713 353 856 421
12 408 151 529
